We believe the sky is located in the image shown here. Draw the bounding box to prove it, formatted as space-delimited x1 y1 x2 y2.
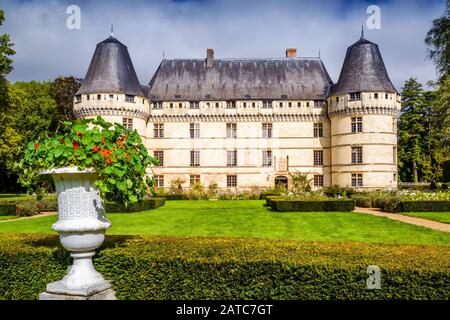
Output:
1 0 446 90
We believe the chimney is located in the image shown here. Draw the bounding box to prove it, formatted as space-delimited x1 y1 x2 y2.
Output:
286 48 297 58
206 48 214 68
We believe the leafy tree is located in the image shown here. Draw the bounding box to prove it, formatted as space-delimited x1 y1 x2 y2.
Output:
0 9 15 76
425 0 450 78
49 76 81 130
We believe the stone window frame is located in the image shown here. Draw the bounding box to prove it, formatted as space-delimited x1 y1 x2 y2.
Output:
226 123 237 138
153 123 164 138
351 146 363 164
313 150 323 166
227 150 237 167
262 149 272 167
313 175 324 187
313 123 323 138
262 123 273 138
227 175 237 187
351 173 363 187
122 118 133 131
189 175 200 186
190 150 200 167
351 117 363 133
153 150 164 167
190 123 200 138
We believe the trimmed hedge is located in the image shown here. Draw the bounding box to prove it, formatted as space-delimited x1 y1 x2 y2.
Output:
0 202 16 216
270 199 355 212
394 200 450 213
162 194 184 200
0 234 449 300
259 192 281 200
105 198 165 213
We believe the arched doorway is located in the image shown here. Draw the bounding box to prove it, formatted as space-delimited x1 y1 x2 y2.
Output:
275 176 288 189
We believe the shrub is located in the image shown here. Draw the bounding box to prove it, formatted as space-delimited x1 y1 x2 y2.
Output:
352 194 372 208
442 183 448 190
0 202 16 216
395 200 450 213
259 192 280 200
270 199 355 212
0 234 449 300
105 198 165 213
40 200 58 212
162 194 184 200
429 181 438 190
15 200 44 217
323 185 354 198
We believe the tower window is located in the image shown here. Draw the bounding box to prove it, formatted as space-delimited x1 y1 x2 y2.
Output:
262 100 272 108
189 101 200 109
122 118 133 131
392 117 397 133
351 117 363 133
227 175 237 187
351 146 363 164
306 102 310 107
75 95 81 103
288 102 292 107
190 123 200 138
314 100 325 107
314 175 324 187
97 94 101 100
226 101 236 109
179 103 183 108
349 92 361 101
154 123 164 138
262 150 272 167
262 123 273 138
109 94 114 100
374 93 379 99
279 102 283 107
190 150 200 167
314 123 323 137
125 94 135 103
154 101 163 109
226 123 237 138
87 95 90 101
154 175 164 188
154 151 164 166
190 175 200 186
336 97 339 103
313 150 323 166
385 93 389 99
351 173 363 187
227 150 237 166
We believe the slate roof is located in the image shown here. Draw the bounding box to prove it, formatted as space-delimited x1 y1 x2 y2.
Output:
147 58 333 101
76 36 145 96
331 36 397 95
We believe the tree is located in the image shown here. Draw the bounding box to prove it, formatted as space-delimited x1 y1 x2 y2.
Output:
49 76 81 130
0 9 15 76
425 0 450 78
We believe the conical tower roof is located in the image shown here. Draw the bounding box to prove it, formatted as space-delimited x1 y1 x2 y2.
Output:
76 35 144 96
331 33 397 95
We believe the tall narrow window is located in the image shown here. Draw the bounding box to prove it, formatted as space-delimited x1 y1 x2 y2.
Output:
190 175 200 186
226 123 237 138
351 117 363 133
154 123 164 138
123 118 133 131
314 123 323 137
262 123 272 138
314 175 324 187
153 101 163 109
262 150 272 167
392 117 397 133
313 150 323 166
190 150 200 167
190 123 200 138
351 173 363 187
226 101 236 108
351 146 363 164
154 175 164 188
153 151 164 166
374 93 379 99
227 175 237 187
227 150 237 167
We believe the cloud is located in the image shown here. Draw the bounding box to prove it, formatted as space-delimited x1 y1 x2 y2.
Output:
1 0 445 90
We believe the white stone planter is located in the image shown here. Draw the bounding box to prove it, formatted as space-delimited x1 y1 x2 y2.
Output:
39 167 116 300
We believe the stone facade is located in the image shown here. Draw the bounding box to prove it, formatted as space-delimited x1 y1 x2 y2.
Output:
74 33 401 191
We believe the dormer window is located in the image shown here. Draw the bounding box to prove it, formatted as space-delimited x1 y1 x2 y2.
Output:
281 95 288 99
153 101 163 109
125 94 135 103
226 101 236 109
349 92 361 101
189 101 200 109
75 95 81 103
262 100 272 108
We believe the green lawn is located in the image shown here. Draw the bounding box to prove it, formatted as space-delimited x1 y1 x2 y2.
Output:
401 212 450 224
0 215 17 221
0 200 449 245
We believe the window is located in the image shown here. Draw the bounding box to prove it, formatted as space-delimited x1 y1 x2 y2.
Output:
97 94 101 100
252 102 256 108
189 101 200 109
87 95 90 101
314 100 325 107
154 175 164 188
351 173 363 187
125 94 135 103
393 147 397 164
262 150 272 167
75 95 81 103
313 150 323 166
262 123 272 138
154 123 164 138
351 146 363 164
297 102 301 107
169 103 174 108
351 117 363 133
227 150 237 166
178 103 183 108
306 102 310 107
215 102 220 108
349 92 361 101
374 93 379 99
154 151 164 166
109 94 114 100
153 102 163 109
226 101 236 109
314 175 324 187
314 123 323 137
226 123 237 138
227 175 237 187
190 175 200 186
392 117 397 133
385 93 389 99
122 118 133 131
190 150 200 167
190 123 200 138
262 100 272 108
243 102 247 108
279 102 283 107
336 97 339 103
288 102 292 107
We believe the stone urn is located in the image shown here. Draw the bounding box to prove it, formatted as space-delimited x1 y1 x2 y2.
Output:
39 167 116 300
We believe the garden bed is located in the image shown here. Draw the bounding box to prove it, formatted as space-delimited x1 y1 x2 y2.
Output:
0 234 448 300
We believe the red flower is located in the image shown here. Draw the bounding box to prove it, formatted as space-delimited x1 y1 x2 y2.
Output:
116 140 122 146
126 152 130 160
34 143 40 150
105 158 113 165
72 142 79 149
99 149 112 157
76 132 83 137
93 145 100 152
101 138 106 143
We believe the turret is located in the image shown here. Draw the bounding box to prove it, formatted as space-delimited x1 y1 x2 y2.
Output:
328 32 401 189
73 34 149 137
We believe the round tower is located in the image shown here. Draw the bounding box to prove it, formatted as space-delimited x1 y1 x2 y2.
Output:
73 34 149 138
328 33 401 190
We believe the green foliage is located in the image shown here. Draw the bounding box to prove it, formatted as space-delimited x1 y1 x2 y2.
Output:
49 76 81 129
15 200 44 217
0 234 448 300
105 198 165 213
394 201 450 213
270 199 355 212
0 10 15 76
168 178 185 195
0 202 15 215
323 185 355 198
352 194 372 208
15 116 158 207
442 183 448 190
289 171 312 192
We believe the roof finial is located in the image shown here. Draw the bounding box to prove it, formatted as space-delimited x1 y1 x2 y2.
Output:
360 24 364 39
110 24 114 37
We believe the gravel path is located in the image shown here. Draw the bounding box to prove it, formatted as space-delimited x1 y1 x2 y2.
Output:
355 207 450 233
0 211 57 223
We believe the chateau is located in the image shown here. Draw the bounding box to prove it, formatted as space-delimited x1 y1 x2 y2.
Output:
74 31 401 190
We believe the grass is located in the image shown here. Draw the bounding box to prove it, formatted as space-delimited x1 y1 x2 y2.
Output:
0 215 17 221
401 212 450 224
0 200 449 245
0 194 56 202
